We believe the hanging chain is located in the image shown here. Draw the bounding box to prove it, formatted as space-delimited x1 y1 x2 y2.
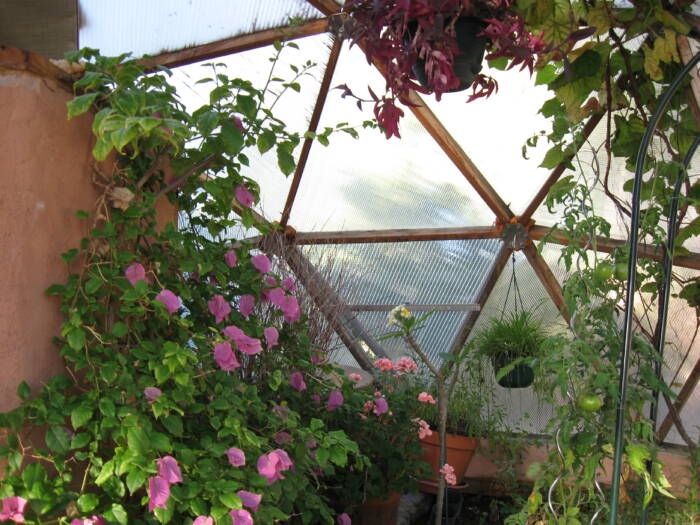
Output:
501 252 525 319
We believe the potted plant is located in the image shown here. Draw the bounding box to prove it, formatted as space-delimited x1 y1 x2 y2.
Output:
473 311 547 389
336 0 547 137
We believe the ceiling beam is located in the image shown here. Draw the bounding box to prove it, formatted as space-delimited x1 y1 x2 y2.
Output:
147 18 329 69
521 111 604 222
530 225 700 271
280 225 502 245
280 37 343 227
349 304 480 312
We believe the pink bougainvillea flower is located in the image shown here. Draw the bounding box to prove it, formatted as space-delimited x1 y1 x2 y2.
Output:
280 277 296 292
155 289 180 314
144 387 162 402
148 476 171 511
235 185 255 208
229 508 254 525
237 490 262 512
125 263 147 286
223 325 245 340
348 373 362 382
263 326 278 349
193 517 214 525
440 463 457 486
209 275 219 286
418 392 436 405
327 390 344 411
208 295 231 324
239 294 255 319
225 250 238 268
234 334 263 356
233 116 246 133
310 394 321 404
274 431 291 445
226 447 246 467
373 358 394 372
157 456 182 484
257 449 293 484
412 418 433 440
311 349 327 365
282 297 301 324
337 513 352 525
71 517 107 525
395 357 418 374
373 397 389 416
289 372 306 392
0 496 28 523
267 287 285 306
264 276 277 286
250 254 272 274
214 341 240 371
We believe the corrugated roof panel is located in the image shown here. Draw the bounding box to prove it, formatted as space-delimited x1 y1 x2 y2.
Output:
79 0 322 57
287 43 496 231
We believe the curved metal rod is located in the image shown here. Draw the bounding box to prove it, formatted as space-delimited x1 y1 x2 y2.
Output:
640 132 700 525
608 50 700 525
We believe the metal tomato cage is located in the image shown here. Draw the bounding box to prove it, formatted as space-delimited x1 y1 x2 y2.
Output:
608 49 700 525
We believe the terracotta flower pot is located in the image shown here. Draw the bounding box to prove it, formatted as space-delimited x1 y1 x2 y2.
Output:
353 492 401 525
419 432 479 483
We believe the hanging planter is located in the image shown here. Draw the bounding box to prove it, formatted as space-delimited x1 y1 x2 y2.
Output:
491 355 535 389
407 16 489 94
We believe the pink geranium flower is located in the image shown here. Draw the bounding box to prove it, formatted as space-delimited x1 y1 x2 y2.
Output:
193 517 214 525
263 326 278 348
235 185 255 207
230 508 254 525
395 357 418 374
237 490 262 512
225 250 238 267
289 372 306 392
373 358 394 371
373 397 389 415
250 254 272 273
208 295 231 323
337 513 352 525
348 373 362 382
226 447 246 467
214 341 240 371
327 390 344 411
239 294 254 319
281 277 296 291
257 449 293 484
0 497 28 523
412 418 433 439
144 387 162 402
418 392 436 404
125 263 147 286
440 463 457 486
155 290 180 314
157 456 182 484
148 476 170 511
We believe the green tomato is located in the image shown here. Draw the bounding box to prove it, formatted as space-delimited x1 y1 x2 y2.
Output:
614 263 629 281
594 263 614 281
579 394 603 412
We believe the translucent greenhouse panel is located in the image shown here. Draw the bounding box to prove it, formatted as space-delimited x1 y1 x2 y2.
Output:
423 66 554 215
169 33 335 223
287 43 495 232
79 0 322 57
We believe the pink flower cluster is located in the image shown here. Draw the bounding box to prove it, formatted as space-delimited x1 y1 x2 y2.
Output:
223 325 263 356
148 456 183 512
417 392 436 404
257 449 293 484
265 286 300 324
372 357 418 375
440 463 457 486
412 418 432 439
0 497 27 523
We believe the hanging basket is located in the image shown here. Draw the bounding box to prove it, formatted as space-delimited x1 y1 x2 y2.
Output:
406 16 488 93
492 355 534 389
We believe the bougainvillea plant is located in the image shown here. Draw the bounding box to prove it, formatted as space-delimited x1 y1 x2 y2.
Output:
0 44 399 525
335 0 549 138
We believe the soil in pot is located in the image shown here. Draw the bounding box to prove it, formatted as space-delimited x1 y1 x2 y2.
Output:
407 16 489 93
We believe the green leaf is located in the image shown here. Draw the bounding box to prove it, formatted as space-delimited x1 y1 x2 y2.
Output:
16 381 30 400
150 432 172 452
112 124 140 153
220 120 244 156
108 503 129 525
276 145 295 176
67 93 99 119
46 426 70 454
71 432 91 449
85 277 103 295
487 56 509 70
93 136 113 161
162 415 183 436
76 210 90 219
71 405 93 430
45 284 65 296
127 426 151 455
126 469 147 494
111 322 129 338
257 129 276 154
67 328 86 350
95 460 115 485
78 493 100 512
197 111 219 136
535 64 558 85
329 446 347 467
236 95 257 118
99 397 116 417
219 492 242 509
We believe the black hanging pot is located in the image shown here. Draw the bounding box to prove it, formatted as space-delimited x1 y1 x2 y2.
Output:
492 355 534 389
406 16 489 93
